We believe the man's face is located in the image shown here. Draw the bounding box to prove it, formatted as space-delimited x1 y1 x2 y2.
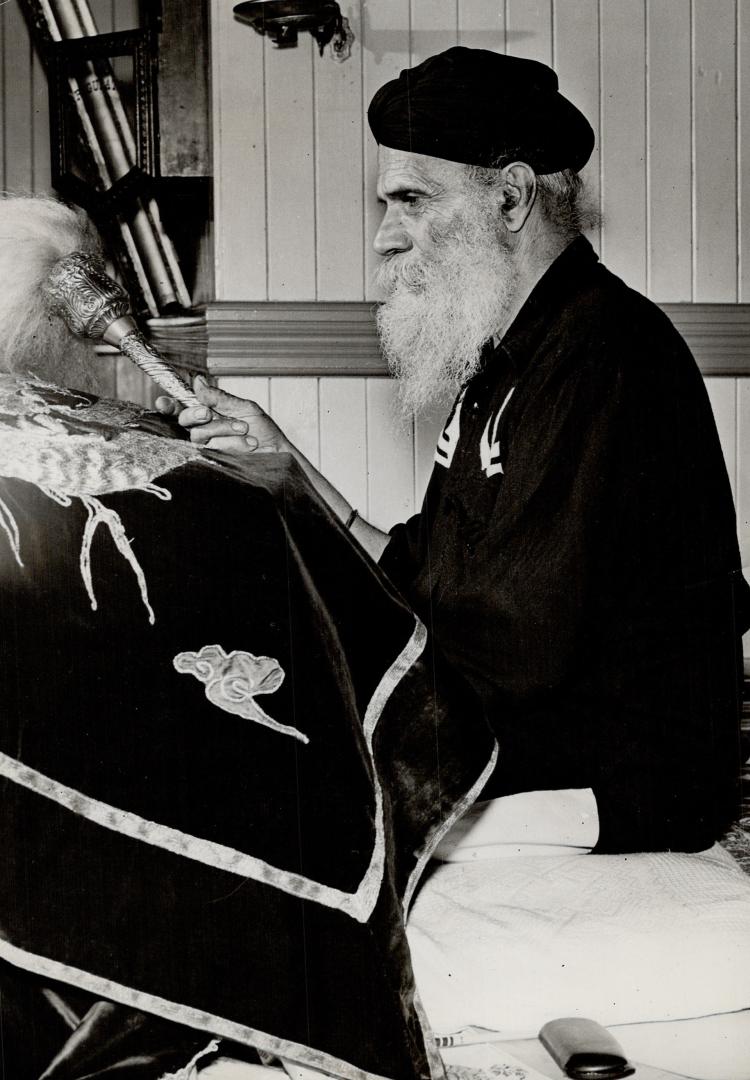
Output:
373 146 477 261
373 146 518 417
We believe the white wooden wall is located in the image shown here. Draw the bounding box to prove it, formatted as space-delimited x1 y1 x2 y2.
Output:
2 2 749 576
212 0 750 305
211 0 750 585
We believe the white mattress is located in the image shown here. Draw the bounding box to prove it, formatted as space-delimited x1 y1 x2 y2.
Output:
193 811 750 1080
407 842 750 1038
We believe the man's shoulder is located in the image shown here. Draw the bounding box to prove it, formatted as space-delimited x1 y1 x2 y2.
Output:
559 260 697 379
575 261 678 335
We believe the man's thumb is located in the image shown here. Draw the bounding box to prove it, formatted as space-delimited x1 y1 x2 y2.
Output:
192 374 239 412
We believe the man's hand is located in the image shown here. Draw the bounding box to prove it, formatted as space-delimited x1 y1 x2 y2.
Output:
157 375 390 560
155 376 289 455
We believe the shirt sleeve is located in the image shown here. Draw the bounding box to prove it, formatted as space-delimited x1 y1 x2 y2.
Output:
378 516 423 593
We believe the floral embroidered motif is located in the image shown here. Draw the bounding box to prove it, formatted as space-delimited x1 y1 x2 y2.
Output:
173 645 307 744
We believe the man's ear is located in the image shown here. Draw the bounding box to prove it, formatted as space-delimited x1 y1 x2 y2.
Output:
498 162 537 233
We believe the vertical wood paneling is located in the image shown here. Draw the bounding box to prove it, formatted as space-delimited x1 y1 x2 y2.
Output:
269 376 321 467
319 378 369 510
410 0 458 65
553 0 601 253
209 0 749 305
647 0 692 301
314 3 365 299
506 0 551 65
599 0 647 292
113 0 139 30
704 377 737 501
693 0 738 302
457 0 505 50
741 0 750 303
217 376 271 414
31 50 51 192
366 378 415 528
88 1 113 32
211 1 267 299
266 41 317 298
3 1 34 191
362 0 410 298
1 0 748 620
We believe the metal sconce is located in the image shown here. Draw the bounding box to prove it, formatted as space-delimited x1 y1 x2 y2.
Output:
233 0 354 59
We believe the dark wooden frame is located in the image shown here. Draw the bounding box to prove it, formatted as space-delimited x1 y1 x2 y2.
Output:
47 28 159 204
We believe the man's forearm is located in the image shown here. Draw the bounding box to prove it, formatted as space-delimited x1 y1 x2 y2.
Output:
284 443 390 562
156 379 392 561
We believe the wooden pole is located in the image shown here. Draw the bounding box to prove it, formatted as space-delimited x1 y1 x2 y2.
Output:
35 0 193 313
36 0 160 315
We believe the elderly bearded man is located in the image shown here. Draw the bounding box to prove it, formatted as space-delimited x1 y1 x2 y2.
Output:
166 47 750 857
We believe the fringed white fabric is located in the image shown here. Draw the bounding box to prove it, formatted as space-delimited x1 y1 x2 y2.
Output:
0 375 202 623
0 492 23 567
80 493 157 624
159 1038 221 1080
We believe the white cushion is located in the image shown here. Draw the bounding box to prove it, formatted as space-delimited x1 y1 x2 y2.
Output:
407 843 750 1038
433 789 599 860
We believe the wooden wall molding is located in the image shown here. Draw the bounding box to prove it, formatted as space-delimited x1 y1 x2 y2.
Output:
206 302 384 376
659 305 750 374
206 301 750 377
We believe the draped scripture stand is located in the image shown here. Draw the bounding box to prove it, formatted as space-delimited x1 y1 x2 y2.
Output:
0 374 498 1080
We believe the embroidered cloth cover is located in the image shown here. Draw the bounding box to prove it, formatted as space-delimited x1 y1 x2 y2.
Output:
0 377 496 1080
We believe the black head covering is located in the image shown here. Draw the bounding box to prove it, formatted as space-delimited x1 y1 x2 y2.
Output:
368 46 594 174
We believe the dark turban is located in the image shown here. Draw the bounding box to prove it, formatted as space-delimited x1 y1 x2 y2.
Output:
368 46 595 174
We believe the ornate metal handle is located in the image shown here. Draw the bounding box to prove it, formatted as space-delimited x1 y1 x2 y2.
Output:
43 252 199 406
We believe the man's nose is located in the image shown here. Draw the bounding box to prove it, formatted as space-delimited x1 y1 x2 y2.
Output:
373 208 411 257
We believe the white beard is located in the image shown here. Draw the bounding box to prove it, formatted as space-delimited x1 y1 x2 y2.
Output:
375 209 517 417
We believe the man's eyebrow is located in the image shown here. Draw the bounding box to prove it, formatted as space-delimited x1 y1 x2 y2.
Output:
377 182 433 203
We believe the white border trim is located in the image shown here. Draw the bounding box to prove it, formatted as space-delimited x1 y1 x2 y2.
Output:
0 618 427 926
401 740 500 919
0 615 468 1080
0 938 393 1080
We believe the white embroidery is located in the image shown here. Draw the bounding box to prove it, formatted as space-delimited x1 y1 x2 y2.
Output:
173 645 304 743
0 618 428 925
79 494 162 626
479 387 515 478
434 388 466 468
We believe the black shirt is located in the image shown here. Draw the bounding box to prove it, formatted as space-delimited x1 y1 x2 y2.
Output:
380 236 750 853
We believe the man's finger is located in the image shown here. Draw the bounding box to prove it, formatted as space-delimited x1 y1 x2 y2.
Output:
154 395 181 417
177 404 216 429
183 417 250 444
192 374 260 418
201 434 260 454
